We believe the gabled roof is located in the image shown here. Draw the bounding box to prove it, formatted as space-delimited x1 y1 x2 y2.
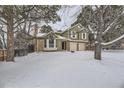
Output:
68 23 83 31
62 23 86 34
79 27 90 33
36 31 68 40
37 31 54 38
36 33 46 37
55 34 68 40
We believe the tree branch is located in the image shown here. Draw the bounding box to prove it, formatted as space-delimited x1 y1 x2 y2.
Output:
0 18 7 24
14 17 24 25
102 11 124 35
101 33 124 46
87 25 95 33
27 20 32 33
0 24 7 33
13 19 25 29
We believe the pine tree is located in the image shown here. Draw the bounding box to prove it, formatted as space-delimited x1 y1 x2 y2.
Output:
0 5 61 61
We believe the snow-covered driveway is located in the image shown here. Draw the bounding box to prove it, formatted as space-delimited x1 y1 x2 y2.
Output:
0 51 124 88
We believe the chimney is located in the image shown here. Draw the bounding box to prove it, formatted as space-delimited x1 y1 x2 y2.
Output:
34 23 38 37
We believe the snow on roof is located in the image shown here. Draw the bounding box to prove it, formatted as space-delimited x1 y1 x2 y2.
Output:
36 33 47 37
36 31 55 38
29 27 48 37
68 23 82 30
55 35 67 40
62 23 83 34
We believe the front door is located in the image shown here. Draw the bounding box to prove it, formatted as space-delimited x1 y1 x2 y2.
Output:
62 41 66 50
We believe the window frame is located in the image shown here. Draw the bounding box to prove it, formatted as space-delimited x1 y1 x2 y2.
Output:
49 39 54 48
82 33 87 39
44 39 56 48
71 31 77 39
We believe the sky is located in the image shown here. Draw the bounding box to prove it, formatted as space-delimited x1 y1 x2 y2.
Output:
49 5 82 31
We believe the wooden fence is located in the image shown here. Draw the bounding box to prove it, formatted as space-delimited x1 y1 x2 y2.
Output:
0 45 35 61
0 49 7 61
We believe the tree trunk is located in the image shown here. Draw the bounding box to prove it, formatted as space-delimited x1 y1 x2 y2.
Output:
34 23 38 52
6 8 14 62
94 7 104 60
94 24 102 60
27 20 32 34
94 30 102 60
94 41 101 60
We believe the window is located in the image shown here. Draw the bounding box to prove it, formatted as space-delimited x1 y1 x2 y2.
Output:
49 39 54 48
78 25 81 28
44 39 56 48
82 33 87 39
71 31 77 38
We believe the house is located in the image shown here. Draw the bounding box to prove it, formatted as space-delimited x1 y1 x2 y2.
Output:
61 23 89 51
31 23 89 52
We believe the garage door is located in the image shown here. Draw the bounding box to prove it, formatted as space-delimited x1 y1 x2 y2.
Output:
70 42 77 51
78 43 85 51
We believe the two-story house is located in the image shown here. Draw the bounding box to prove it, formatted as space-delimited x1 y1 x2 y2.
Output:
31 23 89 52
61 23 89 51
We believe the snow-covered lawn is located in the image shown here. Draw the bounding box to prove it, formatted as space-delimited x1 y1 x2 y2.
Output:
0 51 124 88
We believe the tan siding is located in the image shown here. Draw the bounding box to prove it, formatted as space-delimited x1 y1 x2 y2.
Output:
62 31 69 38
56 39 62 51
62 24 89 42
0 49 7 61
70 42 77 51
69 42 87 51
66 41 70 51
121 43 124 49
78 43 86 51
37 39 44 51
43 48 57 51
33 38 37 51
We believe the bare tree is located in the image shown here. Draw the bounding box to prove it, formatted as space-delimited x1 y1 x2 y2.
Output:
0 24 7 49
73 5 124 60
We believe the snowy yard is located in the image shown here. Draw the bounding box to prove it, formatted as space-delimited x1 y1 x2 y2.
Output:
0 51 124 88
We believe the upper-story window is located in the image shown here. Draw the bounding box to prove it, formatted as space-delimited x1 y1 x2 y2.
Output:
71 31 77 39
82 33 87 39
78 25 81 28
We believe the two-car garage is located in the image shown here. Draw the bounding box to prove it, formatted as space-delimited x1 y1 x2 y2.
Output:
69 42 86 51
